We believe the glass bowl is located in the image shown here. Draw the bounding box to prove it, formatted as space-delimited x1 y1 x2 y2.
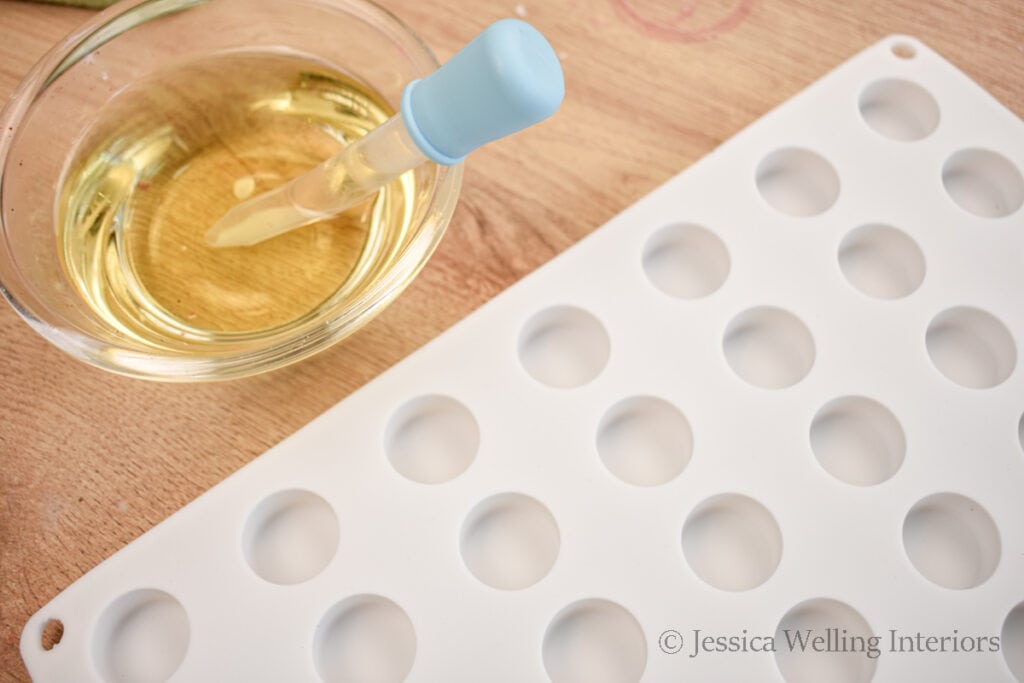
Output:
0 0 462 381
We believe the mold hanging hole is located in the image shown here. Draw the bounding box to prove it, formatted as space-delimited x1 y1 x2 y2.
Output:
41 619 64 651
891 42 916 59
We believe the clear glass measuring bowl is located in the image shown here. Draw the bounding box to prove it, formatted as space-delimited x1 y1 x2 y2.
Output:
0 0 462 381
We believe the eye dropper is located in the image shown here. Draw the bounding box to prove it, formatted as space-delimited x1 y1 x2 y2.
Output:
205 19 564 248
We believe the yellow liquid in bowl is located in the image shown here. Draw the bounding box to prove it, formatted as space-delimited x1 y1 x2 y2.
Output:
59 51 415 350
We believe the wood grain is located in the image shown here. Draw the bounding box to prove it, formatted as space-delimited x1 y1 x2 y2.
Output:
1 0 1022 679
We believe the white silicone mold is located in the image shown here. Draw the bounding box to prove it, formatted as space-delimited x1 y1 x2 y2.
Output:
21 35 1024 682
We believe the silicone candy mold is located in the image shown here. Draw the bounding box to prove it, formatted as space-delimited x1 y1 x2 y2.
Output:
21 35 1024 683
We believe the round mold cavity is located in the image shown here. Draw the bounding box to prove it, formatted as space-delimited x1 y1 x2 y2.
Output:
774 598 877 683
902 492 1001 589
242 489 339 585
858 79 939 141
385 395 479 484
642 223 730 299
925 307 1016 389
92 589 189 683
723 307 815 389
596 396 693 486
460 493 560 590
518 306 610 388
810 396 906 486
542 599 647 683
1003 602 1024 682
681 493 782 591
942 149 1024 218
314 594 416 683
1018 412 1024 454
838 224 925 299
755 147 840 217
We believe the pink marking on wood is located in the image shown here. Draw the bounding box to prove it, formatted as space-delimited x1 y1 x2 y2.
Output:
614 0 754 42
670 0 699 21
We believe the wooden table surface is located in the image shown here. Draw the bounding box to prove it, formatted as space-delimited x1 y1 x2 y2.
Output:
1 0 1021 679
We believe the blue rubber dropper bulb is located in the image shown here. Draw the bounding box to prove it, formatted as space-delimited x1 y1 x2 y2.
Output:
205 19 565 248
401 18 565 165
